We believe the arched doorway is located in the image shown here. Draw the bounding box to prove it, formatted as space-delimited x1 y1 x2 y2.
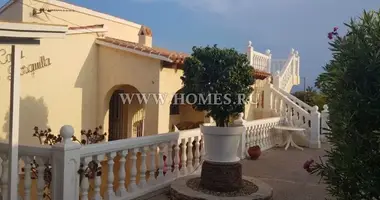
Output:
169 90 206 131
107 84 145 141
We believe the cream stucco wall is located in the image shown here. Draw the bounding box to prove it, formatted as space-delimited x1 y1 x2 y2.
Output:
157 68 183 133
18 0 142 43
0 33 98 145
97 45 162 137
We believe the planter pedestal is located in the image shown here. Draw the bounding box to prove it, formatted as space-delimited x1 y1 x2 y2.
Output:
200 161 243 192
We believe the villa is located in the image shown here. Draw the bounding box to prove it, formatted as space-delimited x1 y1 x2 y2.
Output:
1 0 277 145
0 0 322 200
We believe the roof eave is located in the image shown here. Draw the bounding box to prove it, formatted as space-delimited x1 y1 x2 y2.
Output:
96 39 173 63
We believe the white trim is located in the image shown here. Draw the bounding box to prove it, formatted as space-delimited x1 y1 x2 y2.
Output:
67 27 108 35
96 40 173 63
0 21 68 32
0 22 67 38
33 0 141 29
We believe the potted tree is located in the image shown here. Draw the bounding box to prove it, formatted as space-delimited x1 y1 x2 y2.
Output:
181 45 255 192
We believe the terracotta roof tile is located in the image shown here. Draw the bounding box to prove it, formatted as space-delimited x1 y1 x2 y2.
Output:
96 36 273 77
254 70 271 80
97 37 188 64
69 24 104 30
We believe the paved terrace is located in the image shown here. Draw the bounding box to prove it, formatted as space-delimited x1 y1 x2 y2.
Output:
153 144 330 200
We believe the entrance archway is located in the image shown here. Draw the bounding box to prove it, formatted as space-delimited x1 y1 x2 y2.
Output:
106 84 145 141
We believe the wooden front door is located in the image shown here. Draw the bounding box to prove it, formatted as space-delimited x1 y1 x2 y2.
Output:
108 90 124 141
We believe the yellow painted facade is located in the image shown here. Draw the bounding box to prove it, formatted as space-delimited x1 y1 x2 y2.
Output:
0 0 266 145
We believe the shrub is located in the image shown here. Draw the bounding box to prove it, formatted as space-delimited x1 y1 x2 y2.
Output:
181 45 255 127
312 10 380 199
29 126 106 199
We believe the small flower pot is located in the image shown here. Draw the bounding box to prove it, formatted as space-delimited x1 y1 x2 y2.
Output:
248 146 261 160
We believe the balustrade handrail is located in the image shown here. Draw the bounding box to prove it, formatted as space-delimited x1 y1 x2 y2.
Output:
245 117 281 126
178 128 201 140
253 50 270 59
0 142 52 158
79 131 180 157
278 88 314 112
271 86 310 117
279 55 294 78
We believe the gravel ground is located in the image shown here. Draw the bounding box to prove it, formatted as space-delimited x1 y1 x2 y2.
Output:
186 177 258 197
149 143 331 200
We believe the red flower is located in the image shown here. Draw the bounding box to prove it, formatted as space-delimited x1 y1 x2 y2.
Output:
328 32 333 40
333 27 338 31
303 159 314 173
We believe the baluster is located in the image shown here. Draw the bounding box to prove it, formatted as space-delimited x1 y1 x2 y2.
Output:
157 143 165 181
22 157 32 200
245 127 251 157
93 154 104 200
116 150 128 196
271 123 276 146
266 124 270 147
128 148 139 193
264 125 268 148
35 157 46 200
260 124 265 148
149 144 157 185
250 126 255 146
139 146 148 189
166 141 173 178
0 154 9 200
200 136 206 161
180 139 187 176
104 152 116 200
262 125 266 148
187 137 194 173
193 137 200 169
80 156 91 200
252 126 258 146
258 125 263 148
173 142 180 178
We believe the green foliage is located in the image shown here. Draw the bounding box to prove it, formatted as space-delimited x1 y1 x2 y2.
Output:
313 10 380 200
292 86 326 111
181 45 255 127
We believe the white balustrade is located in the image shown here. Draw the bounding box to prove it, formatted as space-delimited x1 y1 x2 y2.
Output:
75 127 203 200
247 41 271 73
0 114 312 200
267 85 321 148
272 48 300 92
243 117 281 155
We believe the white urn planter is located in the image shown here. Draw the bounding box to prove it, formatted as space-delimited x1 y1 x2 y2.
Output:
200 125 245 163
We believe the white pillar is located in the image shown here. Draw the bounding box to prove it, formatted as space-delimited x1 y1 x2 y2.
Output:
51 125 81 200
310 106 321 148
233 113 246 159
273 71 281 89
265 49 271 74
321 105 330 135
247 41 254 66
8 45 21 200
263 78 273 118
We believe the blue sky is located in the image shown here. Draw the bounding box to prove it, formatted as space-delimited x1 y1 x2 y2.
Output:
1 0 379 91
